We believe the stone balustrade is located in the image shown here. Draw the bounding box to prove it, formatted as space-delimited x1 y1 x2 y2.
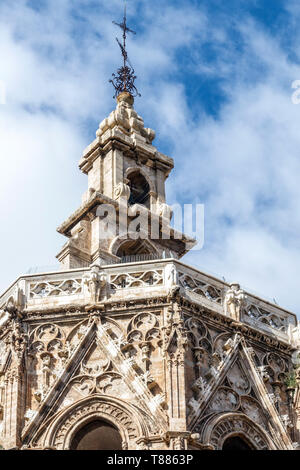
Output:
0 259 297 345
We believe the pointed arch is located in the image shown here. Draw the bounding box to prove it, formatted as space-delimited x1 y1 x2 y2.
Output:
38 395 155 450
201 412 276 450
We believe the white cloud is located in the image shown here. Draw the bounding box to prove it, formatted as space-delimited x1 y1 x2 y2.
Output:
0 0 299 316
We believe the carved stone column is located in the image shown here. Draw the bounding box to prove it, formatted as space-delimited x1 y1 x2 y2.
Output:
2 319 27 449
164 303 188 432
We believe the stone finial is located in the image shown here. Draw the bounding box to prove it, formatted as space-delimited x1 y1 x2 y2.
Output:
117 91 134 106
225 282 246 322
97 93 155 145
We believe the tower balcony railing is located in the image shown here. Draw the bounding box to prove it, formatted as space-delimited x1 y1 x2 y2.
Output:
114 253 162 264
0 258 298 346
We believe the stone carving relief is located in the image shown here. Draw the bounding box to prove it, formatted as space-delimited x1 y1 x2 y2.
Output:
288 325 300 349
28 323 68 404
185 317 212 378
110 270 163 291
69 372 134 402
244 303 288 333
30 280 82 299
208 388 239 414
208 334 241 379
240 396 267 428
185 317 216 412
163 305 189 367
263 352 288 382
83 264 108 303
95 317 167 428
186 322 281 442
54 321 133 411
190 337 296 450
8 315 27 364
114 182 131 201
0 288 25 336
227 362 251 395
80 341 110 376
257 365 272 383
126 312 161 372
187 326 242 413
173 436 186 450
65 321 91 357
280 414 293 431
203 414 270 450
257 352 291 419
225 282 246 322
165 264 179 289
6 287 26 315
178 273 222 304
52 400 141 449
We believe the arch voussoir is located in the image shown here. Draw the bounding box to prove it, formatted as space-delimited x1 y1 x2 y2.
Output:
40 395 150 450
201 413 276 450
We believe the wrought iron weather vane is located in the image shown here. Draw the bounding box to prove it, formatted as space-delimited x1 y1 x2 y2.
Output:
110 3 141 99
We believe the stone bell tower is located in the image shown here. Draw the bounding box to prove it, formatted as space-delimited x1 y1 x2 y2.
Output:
56 90 195 270
0 9 300 452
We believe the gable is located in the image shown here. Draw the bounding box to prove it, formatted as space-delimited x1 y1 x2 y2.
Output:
188 337 293 450
21 315 168 446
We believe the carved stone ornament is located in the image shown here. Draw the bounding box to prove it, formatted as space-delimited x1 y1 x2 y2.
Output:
114 182 131 201
158 202 173 221
203 414 272 450
97 93 156 145
0 310 10 330
1 288 25 327
225 282 246 322
36 396 151 450
84 264 107 303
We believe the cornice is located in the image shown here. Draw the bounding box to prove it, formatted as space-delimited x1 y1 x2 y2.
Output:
20 290 293 354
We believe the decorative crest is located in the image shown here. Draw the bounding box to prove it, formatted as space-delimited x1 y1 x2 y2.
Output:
110 3 141 99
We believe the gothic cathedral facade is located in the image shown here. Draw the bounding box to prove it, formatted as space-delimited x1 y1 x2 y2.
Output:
0 91 299 450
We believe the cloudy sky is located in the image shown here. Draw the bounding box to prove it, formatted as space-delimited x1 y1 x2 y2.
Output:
0 0 300 315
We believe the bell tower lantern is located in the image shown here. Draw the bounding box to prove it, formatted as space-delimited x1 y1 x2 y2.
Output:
55 7 195 269
56 90 195 269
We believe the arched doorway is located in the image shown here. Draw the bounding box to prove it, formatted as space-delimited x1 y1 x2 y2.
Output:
222 435 253 451
202 413 273 450
70 420 122 450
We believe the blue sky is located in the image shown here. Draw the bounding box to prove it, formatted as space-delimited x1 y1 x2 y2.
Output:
1 0 300 314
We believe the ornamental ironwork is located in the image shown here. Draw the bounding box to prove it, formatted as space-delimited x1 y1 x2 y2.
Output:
110 4 141 98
